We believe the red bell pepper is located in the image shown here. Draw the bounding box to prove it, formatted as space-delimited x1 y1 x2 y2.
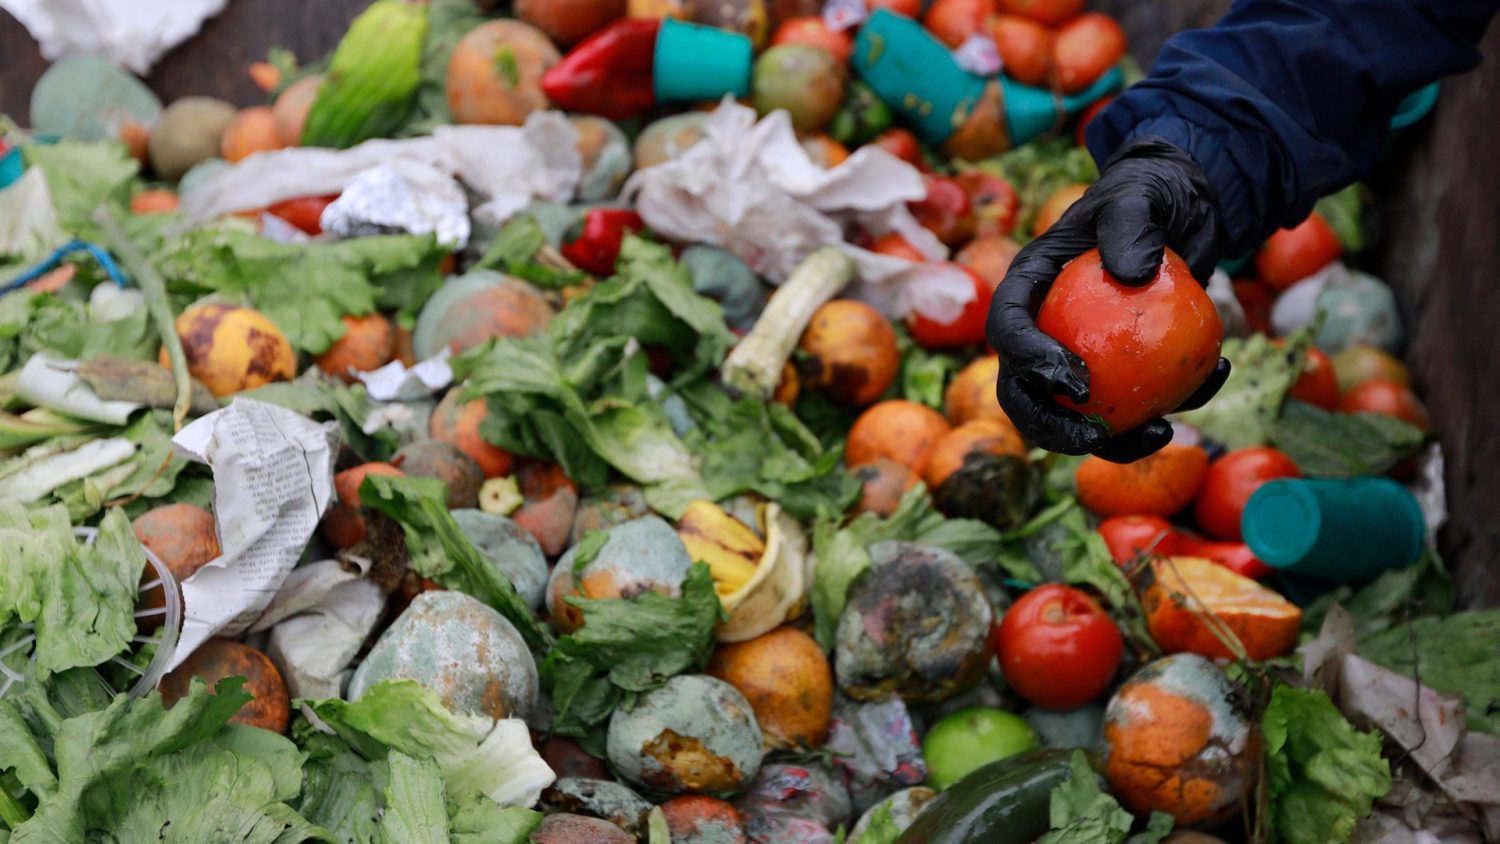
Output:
560 208 646 276
541 19 661 120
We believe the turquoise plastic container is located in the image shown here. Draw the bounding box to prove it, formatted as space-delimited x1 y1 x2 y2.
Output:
653 18 753 102
1241 477 1426 583
853 9 987 145
1000 69 1123 147
0 144 23 191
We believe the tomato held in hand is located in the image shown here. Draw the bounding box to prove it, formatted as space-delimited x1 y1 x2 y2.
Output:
955 170 1020 239
1097 515 1179 568
907 264 994 348
1288 346 1341 410
909 175 975 246
1254 211 1342 291
1195 447 1301 541
995 584 1124 710
1339 379 1430 431
266 193 339 235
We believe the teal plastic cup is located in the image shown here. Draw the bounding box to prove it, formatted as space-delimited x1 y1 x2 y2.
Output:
653 18 753 102
853 9 987 145
1241 477 1427 583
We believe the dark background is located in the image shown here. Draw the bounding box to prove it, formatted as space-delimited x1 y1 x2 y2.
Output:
3 1 1497 605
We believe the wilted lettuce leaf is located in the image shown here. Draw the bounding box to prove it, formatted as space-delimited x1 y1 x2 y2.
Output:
473 215 582 290
21 140 138 234
1298 550 1454 643
540 563 724 750
359 473 553 653
309 680 555 810
0 288 157 372
1269 401 1426 478
1040 750 1172 844
293 729 384 843
1176 331 1312 449
1356 609 1500 736
0 504 139 678
379 751 450 844
1313 183 1366 253
1262 684 1391 844
6 677 335 843
153 225 445 353
984 138 1099 241
240 373 400 463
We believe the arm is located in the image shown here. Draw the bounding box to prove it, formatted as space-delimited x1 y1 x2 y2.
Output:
1087 0 1500 255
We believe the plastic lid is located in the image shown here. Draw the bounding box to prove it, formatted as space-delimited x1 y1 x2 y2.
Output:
1390 82 1440 131
852 9 987 145
653 18 753 102
1241 479 1322 569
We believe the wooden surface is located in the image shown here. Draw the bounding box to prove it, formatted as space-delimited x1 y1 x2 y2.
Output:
2 1 1497 604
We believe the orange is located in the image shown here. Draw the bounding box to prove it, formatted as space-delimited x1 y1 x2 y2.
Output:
159 640 290 733
1032 183 1088 235
130 189 179 214
431 390 514 478
1142 556 1302 661
851 458 920 517
161 304 295 398
220 106 287 163
943 355 1014 427
845 400 952 475
798 300 901 407
706 627 834 749
1102 654 1258 827
924 418 1028 489
314 313 395 384
1075 444 1208 517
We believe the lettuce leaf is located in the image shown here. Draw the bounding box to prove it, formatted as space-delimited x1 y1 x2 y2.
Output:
359 473 554 653
0 288 157 372
540 563 724 752
7 677 335 843
1040 750 1172 844
1268 401 1426 478
379 752 450 844
20 140 138 234
240 373 400 463
1355 609 1500 736
309 680 555 810
153 225 445 353
1176 331 1311 449
1262 685 1391 844
0 504 139 678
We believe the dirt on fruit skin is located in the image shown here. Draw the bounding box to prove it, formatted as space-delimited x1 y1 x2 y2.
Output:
643 729 746 792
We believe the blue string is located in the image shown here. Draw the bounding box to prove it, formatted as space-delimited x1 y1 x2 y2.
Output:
0 239 130 295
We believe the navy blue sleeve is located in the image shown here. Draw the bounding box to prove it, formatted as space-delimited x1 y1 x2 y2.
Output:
1085 0 1500 255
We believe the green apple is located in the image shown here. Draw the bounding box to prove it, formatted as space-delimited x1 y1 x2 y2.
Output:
922 707 1038 790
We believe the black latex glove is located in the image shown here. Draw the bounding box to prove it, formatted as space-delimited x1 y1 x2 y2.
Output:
986 136 1232 464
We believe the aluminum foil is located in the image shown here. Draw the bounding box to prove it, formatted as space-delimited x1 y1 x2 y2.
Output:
319 164 471 248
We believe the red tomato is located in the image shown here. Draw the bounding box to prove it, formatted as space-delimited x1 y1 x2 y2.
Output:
924 0 996 48
1053 13 1126 94
1289 346 1341 410
1097 515 1178 568
1233 278 1275 335
1194 447 1302 541
771 17 853 65
997 0 1083 26
1172 534 1273 580
991 14 1054 88
265 194 338 235
909 175 975 247
1074 95 1112 148
1254 212 1342 291
955 170 1019 239
907 264 992 348
995 584 1123 710
869 232 927 262
1339 379 1430 431
870 128 927 170
869 0 923 17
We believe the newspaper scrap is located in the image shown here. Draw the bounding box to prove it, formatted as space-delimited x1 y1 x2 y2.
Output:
15 354 140 425
167 399 338 670
625 99 972 318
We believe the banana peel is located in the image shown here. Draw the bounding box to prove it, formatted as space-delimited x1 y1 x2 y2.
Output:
676 499 809 643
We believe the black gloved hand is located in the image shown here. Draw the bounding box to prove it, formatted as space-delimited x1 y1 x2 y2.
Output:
986 136 1231 464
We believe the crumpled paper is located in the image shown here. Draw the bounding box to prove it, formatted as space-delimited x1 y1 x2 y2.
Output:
355 351 454 402
625 99 972 319
0 0 228 75
180 112 582 229
257 558 386 700
1302 607 1500 842
319 164 471 248
168 399 338 670
0 168 64 261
